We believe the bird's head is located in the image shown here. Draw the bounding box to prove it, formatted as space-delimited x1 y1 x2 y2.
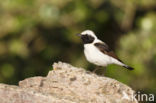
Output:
77 30 97 44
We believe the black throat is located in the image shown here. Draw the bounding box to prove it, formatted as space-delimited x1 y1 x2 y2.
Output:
81 34 95 44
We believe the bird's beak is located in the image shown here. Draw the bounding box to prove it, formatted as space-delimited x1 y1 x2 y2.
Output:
76 33 81 37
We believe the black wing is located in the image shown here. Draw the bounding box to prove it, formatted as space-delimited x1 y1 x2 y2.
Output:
94 42 122 62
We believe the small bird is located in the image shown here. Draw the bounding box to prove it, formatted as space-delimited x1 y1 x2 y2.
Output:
77 30 134 72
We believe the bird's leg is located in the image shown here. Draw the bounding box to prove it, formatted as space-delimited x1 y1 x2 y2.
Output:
102 67 107 76
93 66 101 73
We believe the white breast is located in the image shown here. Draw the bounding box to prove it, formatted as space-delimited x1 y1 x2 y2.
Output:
84 44 124 67
84 44 111 66
84 44 124 66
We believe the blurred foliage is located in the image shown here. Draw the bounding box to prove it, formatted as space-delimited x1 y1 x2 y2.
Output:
0 0 156 101
108 13 156 91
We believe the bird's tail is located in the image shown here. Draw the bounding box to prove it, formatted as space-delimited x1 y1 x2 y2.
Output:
115 59 134 70
123 65 134 70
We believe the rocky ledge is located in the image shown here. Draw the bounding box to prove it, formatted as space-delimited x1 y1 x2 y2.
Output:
0 62 138 103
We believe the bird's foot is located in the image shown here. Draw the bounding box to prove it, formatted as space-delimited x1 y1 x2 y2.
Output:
93 66 107 76
93 67 99 73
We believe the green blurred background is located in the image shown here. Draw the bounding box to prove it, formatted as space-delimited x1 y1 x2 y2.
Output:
0 0 156 102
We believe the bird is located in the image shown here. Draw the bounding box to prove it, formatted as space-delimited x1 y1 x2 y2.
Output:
77 30 134 72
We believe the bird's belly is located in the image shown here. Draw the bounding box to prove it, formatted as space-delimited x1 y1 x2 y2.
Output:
84 45 111 66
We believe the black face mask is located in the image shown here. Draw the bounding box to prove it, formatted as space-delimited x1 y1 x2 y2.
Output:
81 34 95 44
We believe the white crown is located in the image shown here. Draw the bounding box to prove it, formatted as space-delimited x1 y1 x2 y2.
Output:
81 30 97 39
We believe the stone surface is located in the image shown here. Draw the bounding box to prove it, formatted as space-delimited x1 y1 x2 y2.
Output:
0 62 138 103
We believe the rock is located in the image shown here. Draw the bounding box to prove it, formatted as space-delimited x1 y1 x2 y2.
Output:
0 62 138 103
